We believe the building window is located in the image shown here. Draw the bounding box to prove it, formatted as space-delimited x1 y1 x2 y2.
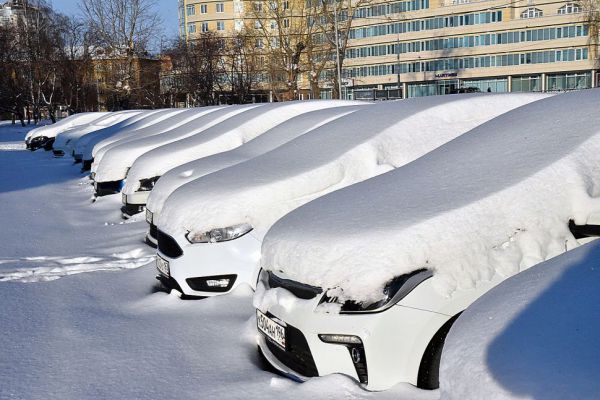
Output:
200 4 208 13
187 23 196 33
283 18 290 28
186 4 196 16
202 22 209 32
254 20 262 28
521 7 542 18
512 76 541 92
235 19 243 30
283 0 289 9
270 20 277 29
558 3 581 14
255 38 264 48
547 72 591 90
217 21 225 30
216 3 225 12
253 2 262 12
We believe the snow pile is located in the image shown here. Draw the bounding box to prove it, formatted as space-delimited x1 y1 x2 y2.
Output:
158 93 547 240
24 112 106 141
125 100 359 191
53 111 142 153
260 89 600 304
440 239 600 399
93 106 229 182
143 104 368 214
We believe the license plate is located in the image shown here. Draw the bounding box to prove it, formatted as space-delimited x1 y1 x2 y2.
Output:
156 255 170 277
122 192 127 204
146 209 153 224
257 309 286 350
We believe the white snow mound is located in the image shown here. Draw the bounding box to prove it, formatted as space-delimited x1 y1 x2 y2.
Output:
158 93 547 242
440 239 600 400
261 89 600 303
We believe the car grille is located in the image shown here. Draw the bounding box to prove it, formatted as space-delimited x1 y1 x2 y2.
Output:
268 272 322 300
265 319 318 377
149 223 158 240
157 230 183 258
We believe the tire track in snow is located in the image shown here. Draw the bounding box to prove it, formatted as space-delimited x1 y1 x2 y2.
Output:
0 249 155 282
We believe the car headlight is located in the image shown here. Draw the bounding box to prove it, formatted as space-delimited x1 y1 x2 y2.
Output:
185 223 253 244
320 269 433 314
138 176 160 191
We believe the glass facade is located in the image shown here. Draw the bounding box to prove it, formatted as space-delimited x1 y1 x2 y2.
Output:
512 76 542 92
547 72 591 91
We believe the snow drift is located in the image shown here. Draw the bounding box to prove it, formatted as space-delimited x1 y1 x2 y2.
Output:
143 104 368 215
124 100 358 192
91 106 228 181
260 89 600 304
157 93 547 242
440 239 600 400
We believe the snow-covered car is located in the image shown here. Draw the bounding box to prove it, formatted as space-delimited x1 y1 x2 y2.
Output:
440 238 600 400
75 109 182 170
253 89 600 391
143 104 368 244
25 112 108 151
154 93 547 299
121 100 354 216
90 105 232 198
53 110 145 159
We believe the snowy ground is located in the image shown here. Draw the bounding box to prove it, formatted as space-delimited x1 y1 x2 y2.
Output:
0 122 436 399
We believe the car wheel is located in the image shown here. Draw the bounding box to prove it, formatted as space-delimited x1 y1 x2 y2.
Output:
417 313 461 390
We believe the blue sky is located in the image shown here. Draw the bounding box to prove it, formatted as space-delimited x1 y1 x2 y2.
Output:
49 0 179 39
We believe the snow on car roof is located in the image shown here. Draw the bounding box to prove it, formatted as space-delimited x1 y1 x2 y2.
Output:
125 100 360 190
440 239 600 399
142 104 369 214
75 109 175 159
260 89 600 303
25 112 108 140
53 111 143 150
92 106 228 182
158 93 548 241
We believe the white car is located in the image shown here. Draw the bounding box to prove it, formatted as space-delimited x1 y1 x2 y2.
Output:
254 89 600 391
25 112 108 151
154 93 547 298
76 109 182 170
91 106 230 200
53 110 146 160
143 104 368 244
122 100 354 217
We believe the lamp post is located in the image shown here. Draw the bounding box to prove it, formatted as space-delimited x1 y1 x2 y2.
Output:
332 0 343 99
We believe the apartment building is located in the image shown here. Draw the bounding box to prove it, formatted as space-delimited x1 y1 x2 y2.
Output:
341 0 596 99
178 0 597 98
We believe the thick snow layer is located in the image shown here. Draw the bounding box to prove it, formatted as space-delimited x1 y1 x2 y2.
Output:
53 111 143 153
440 239 600 400
143 104 368 214
81 109 187 160
90 107 200 166
0 122 435 400
24 112 107 140
260 89 600 304
93 106 229 182
158 93 547 240
72 109 165 159
125 100 359 191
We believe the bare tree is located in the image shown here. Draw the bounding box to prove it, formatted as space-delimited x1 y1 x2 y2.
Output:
81 0 162 109
222 29 263 103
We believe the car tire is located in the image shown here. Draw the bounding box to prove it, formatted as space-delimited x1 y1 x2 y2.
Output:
417 313 461 390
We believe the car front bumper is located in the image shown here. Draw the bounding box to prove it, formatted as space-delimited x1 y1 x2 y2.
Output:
156 230 262 297
255 281 452 391
121 191 150 216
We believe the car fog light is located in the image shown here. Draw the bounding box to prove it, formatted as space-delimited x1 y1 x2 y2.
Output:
206 278 230 288
318 334 362 345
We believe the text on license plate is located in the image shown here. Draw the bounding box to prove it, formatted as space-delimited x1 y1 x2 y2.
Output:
156 255 170 277
256 309 286 350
